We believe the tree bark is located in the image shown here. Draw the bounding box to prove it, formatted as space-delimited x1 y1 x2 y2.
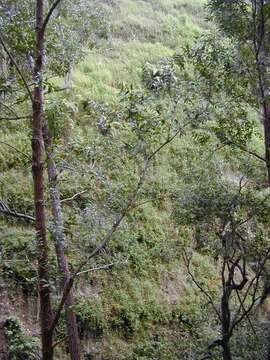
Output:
255 0 270 185
221 289 232 360
32 1 54 359
222 341 232 360
43 123 81 360
262 102 270 185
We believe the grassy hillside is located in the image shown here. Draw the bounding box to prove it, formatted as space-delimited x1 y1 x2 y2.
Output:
73 0 205 102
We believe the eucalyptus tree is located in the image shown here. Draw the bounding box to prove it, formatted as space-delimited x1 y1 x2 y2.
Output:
141 28 270 358
207 0 270 185
181 175 270 360
0 1 108 359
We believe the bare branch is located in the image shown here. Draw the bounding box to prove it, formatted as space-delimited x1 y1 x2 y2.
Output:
0 200 35 222
0 115 31 121
76 260 128 276
60 190 88 204
230 248 270 333
235 289 257 336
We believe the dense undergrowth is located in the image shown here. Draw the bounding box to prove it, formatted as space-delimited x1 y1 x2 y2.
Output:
1 0 269 359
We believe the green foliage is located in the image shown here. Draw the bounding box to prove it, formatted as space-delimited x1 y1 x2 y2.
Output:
206 0 252 40
109 279 169 337
74 297 107 337
128 335 172 360
4 318 39 360
46 96 77 140
48 0 110 75
0 224 37 293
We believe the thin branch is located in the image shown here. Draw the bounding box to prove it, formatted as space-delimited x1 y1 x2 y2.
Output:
0 115 31 121
230 248 270 333
1 103 20 116
235 289 257 336
0 32 33 102
42 0 64 34
76 260 128 276
183 251 221 322
52 336 68 349
225 140 266 163
49 160 149 332
0 200 35 222
60 190 88 203
0 140 31 160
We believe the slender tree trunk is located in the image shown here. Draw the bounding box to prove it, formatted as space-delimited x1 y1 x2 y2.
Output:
32 1 54 359
221 290 232 360
256 0 270 185
43 123 81 360
262 102 270 185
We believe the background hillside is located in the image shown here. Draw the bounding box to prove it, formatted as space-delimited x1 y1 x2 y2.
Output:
1 1 268 359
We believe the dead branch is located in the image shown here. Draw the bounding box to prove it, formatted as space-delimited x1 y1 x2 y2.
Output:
76 260 128 276
60 190 88 203
0 200 35 222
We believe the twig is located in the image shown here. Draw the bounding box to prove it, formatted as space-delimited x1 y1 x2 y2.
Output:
76 260 128 276
0 200 35 222
0 140 31 160
183 251 221 321
60 190 88 203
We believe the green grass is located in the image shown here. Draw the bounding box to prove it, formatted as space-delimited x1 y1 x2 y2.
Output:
73 0 206 102
73 41 174 101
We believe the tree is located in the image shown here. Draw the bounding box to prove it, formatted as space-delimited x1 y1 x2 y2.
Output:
0 2 186 357
150 31 270 357
0 1 83 358
0 1 108 358
207 0 270 185
177 167 270 359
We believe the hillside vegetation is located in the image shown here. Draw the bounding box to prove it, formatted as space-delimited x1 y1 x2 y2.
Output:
1 1 270 360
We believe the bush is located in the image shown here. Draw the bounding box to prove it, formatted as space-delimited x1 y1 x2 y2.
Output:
4 318 39 360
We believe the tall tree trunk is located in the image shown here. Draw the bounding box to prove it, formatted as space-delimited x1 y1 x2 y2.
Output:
43 123 81 360
32 1 54 359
